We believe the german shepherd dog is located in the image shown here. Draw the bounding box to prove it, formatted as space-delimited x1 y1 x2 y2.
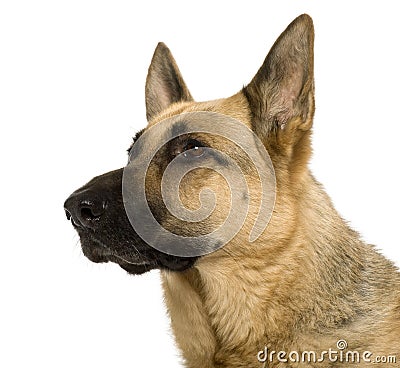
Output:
64 14 400 367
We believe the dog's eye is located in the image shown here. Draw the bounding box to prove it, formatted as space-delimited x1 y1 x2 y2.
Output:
182 139 205 158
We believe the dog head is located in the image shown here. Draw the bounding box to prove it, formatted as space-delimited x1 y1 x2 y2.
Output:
64 14 315 274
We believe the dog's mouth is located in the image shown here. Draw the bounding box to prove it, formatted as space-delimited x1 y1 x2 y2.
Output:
78 232 157 275
65 197 199 274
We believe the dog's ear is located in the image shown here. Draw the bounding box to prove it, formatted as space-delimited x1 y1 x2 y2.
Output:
243 14 314 147
145 42 193 121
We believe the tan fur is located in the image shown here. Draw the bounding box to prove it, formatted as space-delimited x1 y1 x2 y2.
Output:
144 15 400 367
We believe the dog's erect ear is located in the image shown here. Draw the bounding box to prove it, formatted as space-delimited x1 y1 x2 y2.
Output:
145 42 193 121
243 14 314 144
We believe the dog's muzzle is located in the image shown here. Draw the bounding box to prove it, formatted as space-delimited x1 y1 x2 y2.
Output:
64 168 198 274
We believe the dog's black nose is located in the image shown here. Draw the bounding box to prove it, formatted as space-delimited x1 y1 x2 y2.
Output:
64 191 107 230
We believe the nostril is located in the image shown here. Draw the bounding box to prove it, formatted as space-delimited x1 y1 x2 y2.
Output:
80 206 98 221
65 209 71 220
79 200 107 224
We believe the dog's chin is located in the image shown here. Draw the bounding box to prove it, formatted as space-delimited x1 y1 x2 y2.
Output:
77 233 197 275
79 237 156 275
115 261 156 275
83 246 157 275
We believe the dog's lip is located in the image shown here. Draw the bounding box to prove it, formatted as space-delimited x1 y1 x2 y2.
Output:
83 235 154 267
105 254 157 274
110 254 149 266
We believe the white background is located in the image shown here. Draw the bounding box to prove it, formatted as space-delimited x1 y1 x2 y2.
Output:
1 1 399 367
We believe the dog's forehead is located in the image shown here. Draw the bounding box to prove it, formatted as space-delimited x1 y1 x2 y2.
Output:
142 115 214 149
132 94 255 156
144 119 192 149
130 108 258 165
146 94 253 130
